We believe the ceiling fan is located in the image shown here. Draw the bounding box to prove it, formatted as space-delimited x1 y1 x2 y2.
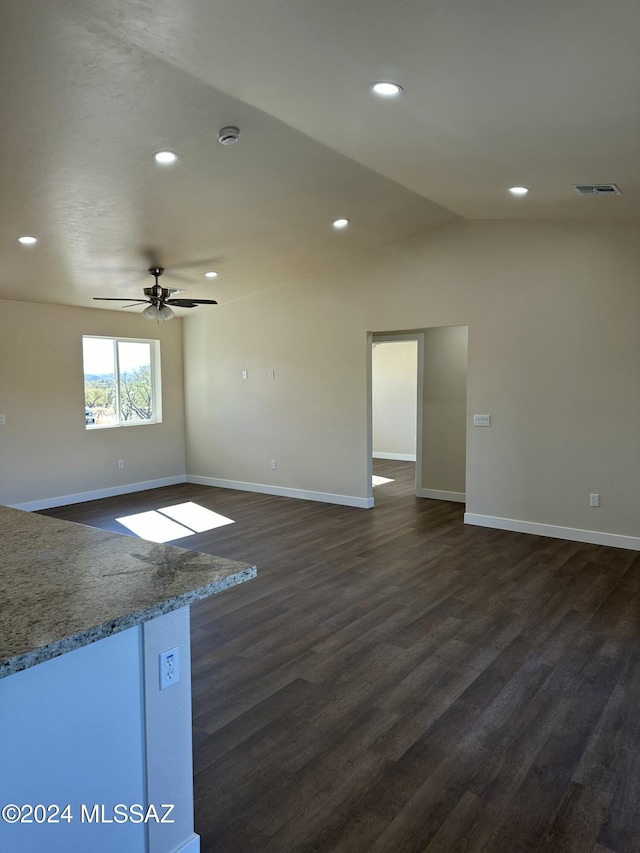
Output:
93 267 218 321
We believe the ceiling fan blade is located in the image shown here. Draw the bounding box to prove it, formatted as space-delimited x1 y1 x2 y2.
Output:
166 298 218 306
121 301 151 308
93 297 148 302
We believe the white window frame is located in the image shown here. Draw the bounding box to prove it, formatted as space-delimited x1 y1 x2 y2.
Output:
83 335 162 429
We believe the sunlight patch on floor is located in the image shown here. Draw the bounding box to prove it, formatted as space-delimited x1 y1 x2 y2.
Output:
116 502 235 543
372 475 395 487
159 501 235 533
116 510 196 543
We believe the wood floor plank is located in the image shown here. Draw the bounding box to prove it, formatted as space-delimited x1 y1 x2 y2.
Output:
479 647 627 852
573 646 640 798
421 790 485 853
368 746 487 853
248 705 396 841
192 677 317 768
538 782 610 853
39 459 640 852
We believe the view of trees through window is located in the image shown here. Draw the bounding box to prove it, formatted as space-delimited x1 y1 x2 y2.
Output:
83 337 158 427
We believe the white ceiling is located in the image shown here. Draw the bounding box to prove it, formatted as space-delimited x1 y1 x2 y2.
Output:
2 0 639 311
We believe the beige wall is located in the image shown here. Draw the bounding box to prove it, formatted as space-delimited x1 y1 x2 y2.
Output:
422 325 467 496
372 341 417 458
4 218 639 543
0 300 186 506
184 219 640 539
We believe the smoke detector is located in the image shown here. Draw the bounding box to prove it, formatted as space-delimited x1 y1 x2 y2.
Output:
218 126 240 145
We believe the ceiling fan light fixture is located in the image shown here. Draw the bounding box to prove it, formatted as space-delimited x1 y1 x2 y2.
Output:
143 303 175 322
93 263 217 316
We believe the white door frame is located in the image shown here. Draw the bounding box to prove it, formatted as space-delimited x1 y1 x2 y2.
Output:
367 332 424 503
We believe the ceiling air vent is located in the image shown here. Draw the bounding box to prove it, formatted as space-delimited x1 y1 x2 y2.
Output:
572 184 622 196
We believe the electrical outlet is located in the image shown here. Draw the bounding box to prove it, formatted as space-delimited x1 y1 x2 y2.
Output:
268 369 275 380
242 370 248 380
589 493 600 507
117 459 124 470
271 459 277 470
159 647 179 690
0 415 5 425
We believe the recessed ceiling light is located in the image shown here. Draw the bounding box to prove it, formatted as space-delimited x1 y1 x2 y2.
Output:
204 271 218 279
509 186 529 196
154 150 178 164
18 235 37 245
333 218 349 229
370 81 403 97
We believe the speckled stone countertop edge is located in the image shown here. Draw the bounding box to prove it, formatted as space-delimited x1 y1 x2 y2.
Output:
0 566 256 680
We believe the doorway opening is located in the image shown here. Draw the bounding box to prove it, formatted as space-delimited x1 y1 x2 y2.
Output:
367 326 468 506
369 332 423 501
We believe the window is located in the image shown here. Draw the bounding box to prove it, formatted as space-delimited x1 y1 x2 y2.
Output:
82 336 162 428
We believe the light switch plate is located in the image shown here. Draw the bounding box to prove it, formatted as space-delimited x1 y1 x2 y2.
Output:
473 414 491 427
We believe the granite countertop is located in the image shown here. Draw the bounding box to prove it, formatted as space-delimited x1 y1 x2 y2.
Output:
0 505 256 679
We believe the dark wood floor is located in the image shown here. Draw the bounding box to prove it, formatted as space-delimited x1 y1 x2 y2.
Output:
40 460 640 852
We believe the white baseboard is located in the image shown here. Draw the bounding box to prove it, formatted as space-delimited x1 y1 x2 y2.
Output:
464 512 640 552
417 488 466 503
187 475 374 509
373 452 417 462
12 475 187 512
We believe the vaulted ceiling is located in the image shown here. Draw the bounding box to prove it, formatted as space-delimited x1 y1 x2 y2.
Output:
2 0 639 311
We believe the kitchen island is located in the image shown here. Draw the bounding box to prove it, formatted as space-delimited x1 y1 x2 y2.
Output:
0 505 256 853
